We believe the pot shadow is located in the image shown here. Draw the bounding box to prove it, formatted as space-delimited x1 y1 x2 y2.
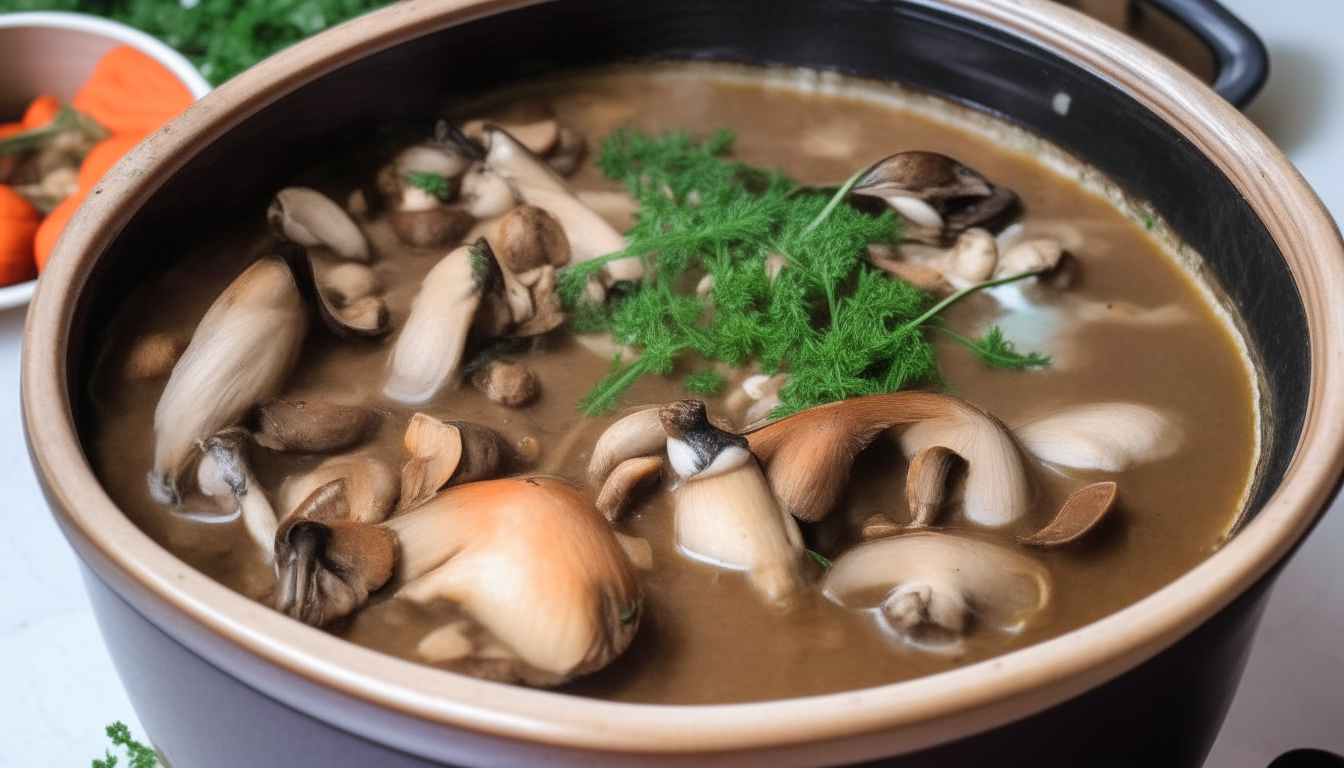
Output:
1242 45 1334 154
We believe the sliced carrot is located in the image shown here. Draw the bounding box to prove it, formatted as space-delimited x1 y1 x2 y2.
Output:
0 121 25 140
78 132 150 190
72 46 193 136
34 189 86 273
21 94 61 129
0 185 41 285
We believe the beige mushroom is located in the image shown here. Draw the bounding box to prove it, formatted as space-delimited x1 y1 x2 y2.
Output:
398 414 519 511
823 531 1050 649
252 397 377 453
471 360 540 407
596 455 664 522
195 428 281 560
487 204 570 337
269 187 371 262
458 168 517 220
586 405 667 486
386 476 642 682
1014 402 1180 472
278 453 400 524
317 262 382 306
892 228 999 288
993 237 1065 280
662 400 806 606
149 257 307 504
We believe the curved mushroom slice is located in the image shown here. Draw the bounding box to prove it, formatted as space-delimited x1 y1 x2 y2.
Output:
482 126 640 284
383 242 493 404
278 453 400 525
993 237 1065 281
662 400 806 607
850 151 1017 244
274 242 391 339
252 397 377 453
150 256 308 503
268 187 370 262
596 455 664 522
892 228 998 288
273 481 397 626
1015 402 1180 472
459 168 516 220
195 428 281 560
385 476 642 682
487 204 570 337
1020 481 1119 549
398 414 520 512
823 531 1050 649
906 445 960 528
746 392 1029 527
586 405 666 486
317 262 382 307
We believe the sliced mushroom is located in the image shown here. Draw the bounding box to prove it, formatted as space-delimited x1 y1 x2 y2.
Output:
278 453 400 524
471 360 540 407
823 531 1050 649
268 187 370 262
662 400 805 606
459 168 517 220
586 405 666 485
386 476 641 682
383 242 493 404
747 392 1029 527
1015 402 1180 472
252 397 377 453
150 257 308 504
1020 481 1119 549
317 262 382 306
574 189 639 232
906 445 959 528
893 228 998 288
273 481 397 626
274 242 391 339
850 151 1017 244
195 428 280 560
546 125 586 176
398 414 519 511
993 237 1065 280
596 455 664 522
124 332 185 381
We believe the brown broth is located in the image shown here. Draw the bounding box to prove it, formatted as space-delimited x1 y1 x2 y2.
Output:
86 64 1257 704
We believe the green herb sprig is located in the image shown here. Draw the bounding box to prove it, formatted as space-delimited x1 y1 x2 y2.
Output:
404 170 450 200
92 721 158 768
562 128 1045 416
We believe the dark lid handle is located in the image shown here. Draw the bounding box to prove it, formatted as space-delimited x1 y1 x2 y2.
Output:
1141 0 1269 107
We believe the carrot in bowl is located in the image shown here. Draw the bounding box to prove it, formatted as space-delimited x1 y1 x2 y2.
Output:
0 184 41 285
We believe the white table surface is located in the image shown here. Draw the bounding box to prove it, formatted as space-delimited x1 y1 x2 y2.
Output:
1 1 1342 765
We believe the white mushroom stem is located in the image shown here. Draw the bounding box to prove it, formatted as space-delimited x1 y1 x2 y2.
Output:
386 477 641 680
1014 402 1180 472
150 257 308 503
268 187 370 262
383 244 486 404
483 126 640 284
661 401 805 606
823 531 1050 650
196 429 279 561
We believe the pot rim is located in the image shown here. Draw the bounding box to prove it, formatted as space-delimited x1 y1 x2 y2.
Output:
21 0 1344 758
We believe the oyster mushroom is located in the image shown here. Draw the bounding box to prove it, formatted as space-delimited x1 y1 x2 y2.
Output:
398 414 520 511
1014 402 1180 472
459 168 516 220
386 476 642 682
378 146 476 249
886 228 999 289
383 241 495 404
747 392 1029 527
273 480 397 626
906 445 960 528
149 256 308 504
317 262 382 307
850 151 1018 244
1020 481 1119 549
195 428 281 559
823 531 1050 649
993 237 1065 280
586 405 667 486
275 242 390 339
596 455 664 522
662 400 806 606
252 397 377 453
486 204 570 337
278 453 400 524
268 187 370 262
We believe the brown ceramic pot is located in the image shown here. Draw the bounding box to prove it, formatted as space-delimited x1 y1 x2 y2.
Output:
21 1 1344 766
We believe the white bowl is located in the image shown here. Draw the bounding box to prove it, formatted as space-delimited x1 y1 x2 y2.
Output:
0 11 210 311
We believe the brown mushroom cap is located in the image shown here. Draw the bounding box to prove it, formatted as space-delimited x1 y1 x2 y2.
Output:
252 397 377 453
492 204 571 272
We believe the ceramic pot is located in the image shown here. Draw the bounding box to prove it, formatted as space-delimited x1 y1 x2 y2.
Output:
21 1 1344 766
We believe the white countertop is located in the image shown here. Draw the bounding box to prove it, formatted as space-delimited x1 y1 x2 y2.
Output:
1 1 1341 765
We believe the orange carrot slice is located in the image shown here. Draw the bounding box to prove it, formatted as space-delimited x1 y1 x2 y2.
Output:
0 184 41 285
21 94 61 129
78 132 150 190
72 46 193 136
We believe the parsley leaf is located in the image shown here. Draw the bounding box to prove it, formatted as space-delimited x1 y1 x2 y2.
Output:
404 170 450 201
943 326 1051 370
92 721 158 768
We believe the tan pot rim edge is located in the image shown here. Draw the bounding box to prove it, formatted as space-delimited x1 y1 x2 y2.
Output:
21 0 1344 757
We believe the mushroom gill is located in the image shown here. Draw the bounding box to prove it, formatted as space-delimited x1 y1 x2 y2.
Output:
746 392 1029 527
149 256 308 504
823 531 1050 649
661 400 806 607
1014 402 1180 472
384 476 641 682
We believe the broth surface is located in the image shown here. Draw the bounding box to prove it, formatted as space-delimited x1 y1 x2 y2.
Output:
88 64 1257 704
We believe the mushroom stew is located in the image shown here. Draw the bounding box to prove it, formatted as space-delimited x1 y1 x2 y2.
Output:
87 63 1258 704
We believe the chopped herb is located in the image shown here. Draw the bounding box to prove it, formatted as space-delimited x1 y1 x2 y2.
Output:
1142 213 1157 231
92 721 158 768
942 326 1051 371
562 128 1041 415
806 549 833 569
404 170 450 201
620 604 638 624
683 368 726 395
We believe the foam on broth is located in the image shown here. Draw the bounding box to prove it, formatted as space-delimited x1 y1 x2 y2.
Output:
87 63 1258 704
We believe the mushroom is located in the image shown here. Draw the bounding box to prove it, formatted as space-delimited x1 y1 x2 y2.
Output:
278 453 400 524
1014 402 1180 472
905 445 960 528
1020 481 1119 549
486 204 570 336
993 237 1065 280
317 262 382 306
195 427 281 559
252 397 377 453
383 241 495 404
661 400 806 606
274 241 391 339
586 405 667 486
459 168 516 220
385 476 642 683
149 256 308 504
823 531 1050 649
482 125 641 284
889 228 999 289
123 332 185 381
746 392 1029 527
849 151 1018 244
398 413 519 511
596 455 664 522
273 480 397 626
268 187 371 262
471 360 540 407
574 189 639 233
723 372 789 430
